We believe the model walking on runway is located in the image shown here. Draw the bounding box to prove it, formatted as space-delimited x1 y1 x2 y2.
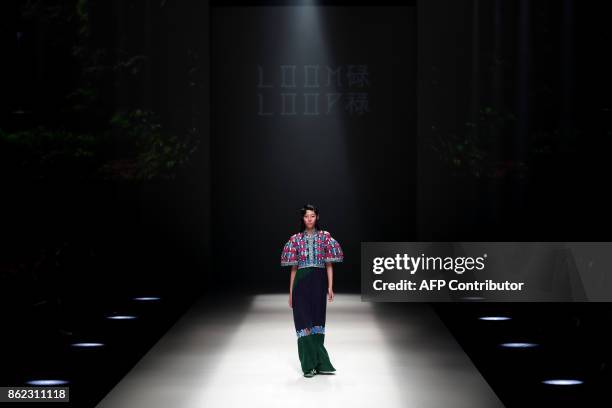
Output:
281 204 344 377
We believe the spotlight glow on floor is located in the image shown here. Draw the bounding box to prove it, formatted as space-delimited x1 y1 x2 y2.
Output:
499 342 538 348
71 342 105 348
106 315 137 320
479 316 511 321
542 379 583 385
94 294 506 408
26 379 69 386
460 296 486 301
133 297 161 301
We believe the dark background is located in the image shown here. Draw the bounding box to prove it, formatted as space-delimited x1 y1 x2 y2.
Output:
0 0 611 407
211 5 416 292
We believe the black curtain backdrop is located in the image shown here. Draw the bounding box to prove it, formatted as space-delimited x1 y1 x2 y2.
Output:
211 4 417 292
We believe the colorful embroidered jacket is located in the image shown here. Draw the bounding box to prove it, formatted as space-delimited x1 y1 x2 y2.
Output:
280 229 344 269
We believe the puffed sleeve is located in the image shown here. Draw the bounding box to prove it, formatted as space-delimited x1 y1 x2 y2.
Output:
323 232 344 263
280 235 298 267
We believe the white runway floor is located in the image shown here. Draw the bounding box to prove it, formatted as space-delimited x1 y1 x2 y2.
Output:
96 294 504 408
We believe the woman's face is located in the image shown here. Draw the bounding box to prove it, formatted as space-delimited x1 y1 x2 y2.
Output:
303 210 318 230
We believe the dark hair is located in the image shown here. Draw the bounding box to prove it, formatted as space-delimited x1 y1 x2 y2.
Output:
299 204 322 232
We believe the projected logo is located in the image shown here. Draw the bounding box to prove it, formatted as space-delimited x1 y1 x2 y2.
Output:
257 64 370 116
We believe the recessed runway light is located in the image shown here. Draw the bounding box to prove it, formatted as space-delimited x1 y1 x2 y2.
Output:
499 342 538 348
26 379 69 386
460 296 486 301
71 342 105 348
106 315 137 320
542 379 583 385
479 316 511 321
133 297 161 301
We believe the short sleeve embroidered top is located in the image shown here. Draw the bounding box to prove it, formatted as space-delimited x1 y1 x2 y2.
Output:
280 229 344 269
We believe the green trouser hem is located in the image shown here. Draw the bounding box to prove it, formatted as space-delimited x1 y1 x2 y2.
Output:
297 333 336 374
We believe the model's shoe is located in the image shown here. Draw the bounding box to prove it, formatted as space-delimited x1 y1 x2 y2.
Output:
303 369 317 378
316 368 336 374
